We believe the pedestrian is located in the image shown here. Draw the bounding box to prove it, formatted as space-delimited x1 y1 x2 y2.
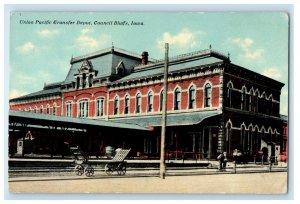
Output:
217 152 227 171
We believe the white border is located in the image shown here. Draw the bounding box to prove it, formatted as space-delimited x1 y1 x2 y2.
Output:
2 2 297 203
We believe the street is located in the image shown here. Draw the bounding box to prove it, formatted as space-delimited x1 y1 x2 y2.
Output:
9 170 287 194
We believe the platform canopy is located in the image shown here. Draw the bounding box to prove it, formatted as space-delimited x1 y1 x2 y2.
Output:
9 110 149 131
110 110 222 127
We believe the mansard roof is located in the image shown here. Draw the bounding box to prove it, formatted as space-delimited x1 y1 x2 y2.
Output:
110 49 228 84
64 47 148 83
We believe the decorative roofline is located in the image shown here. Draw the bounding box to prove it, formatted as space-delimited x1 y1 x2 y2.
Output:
134 49 229 70
70 47 148 63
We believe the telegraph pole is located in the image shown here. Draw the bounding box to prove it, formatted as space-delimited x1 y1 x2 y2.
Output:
160 43 169 179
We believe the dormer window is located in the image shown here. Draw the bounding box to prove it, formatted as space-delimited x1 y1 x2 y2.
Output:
74 59 96 89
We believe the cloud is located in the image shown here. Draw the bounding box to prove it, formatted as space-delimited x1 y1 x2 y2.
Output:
157 28 202 49
244 48 264 60
261 66 282 79
75 33 112 50
38 29 59 37
16 42 35 54
230 37 264 60
9 89 28 99
80 28 92 35
231 38 253 49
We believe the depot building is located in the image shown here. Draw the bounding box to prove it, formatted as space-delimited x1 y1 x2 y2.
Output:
9 46 287 160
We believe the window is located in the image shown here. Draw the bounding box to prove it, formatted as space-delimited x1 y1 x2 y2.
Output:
66 102 72 117
241 89 246 110
160 90 164 111
124 95 130 114
248 94 252 112
114 96 119 115
227 83 233 108
40 106 43 114
188 85 196 109
204 83 211 108
53 103 57 116
34 106 37 113
148 92 153 112
88 74 93 88
76 77 80 89
82 73 86 88
46 105 50 114
78 99 89 118
253 92 259 112
136 93 141 113
174 87 181 110
96 98 104 116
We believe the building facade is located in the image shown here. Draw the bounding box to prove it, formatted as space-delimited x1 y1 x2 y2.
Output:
9 46 286 160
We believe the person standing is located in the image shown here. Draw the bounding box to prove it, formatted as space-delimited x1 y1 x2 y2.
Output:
217 152 227 171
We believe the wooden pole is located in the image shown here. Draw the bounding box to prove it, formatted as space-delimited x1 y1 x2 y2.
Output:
160 43 169 179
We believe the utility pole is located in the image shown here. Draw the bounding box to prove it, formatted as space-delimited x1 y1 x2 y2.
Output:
160 43 169 179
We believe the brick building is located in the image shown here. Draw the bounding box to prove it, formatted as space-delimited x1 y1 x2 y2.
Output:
9 46 286 160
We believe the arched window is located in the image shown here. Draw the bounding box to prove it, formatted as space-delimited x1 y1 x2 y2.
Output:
114 96 119 115
136 93 141 113
227 83 233 108
241 88 246 110
76 77 80 89
40 105 43 114
53 103 57 116
78 99 89 118
240 125 246 152
204 83 211 108
188 85 196 109
174 87 181 110
96 97 105 116
88 74 93 88
82 73 86 88
226 123 232 154
160 90 164 111
248 91 254 112
124 95 130 114
66 102 72 117
253 91 259 113
147 91 153 112
34 106 37 113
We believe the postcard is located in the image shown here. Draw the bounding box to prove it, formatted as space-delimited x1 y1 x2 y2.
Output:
8 11 288 194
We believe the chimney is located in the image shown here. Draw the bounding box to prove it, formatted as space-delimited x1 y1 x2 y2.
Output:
141 51 149 65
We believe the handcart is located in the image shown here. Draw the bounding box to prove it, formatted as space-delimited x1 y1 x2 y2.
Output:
70 146 94 177
104 148 131 176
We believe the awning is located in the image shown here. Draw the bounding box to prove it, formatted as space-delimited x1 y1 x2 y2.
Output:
110 110 222 127
9 110 149 131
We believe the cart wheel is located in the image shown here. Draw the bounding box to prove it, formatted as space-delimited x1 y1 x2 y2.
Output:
74 165 84 176
85 166 94 177
117 163 126 176
105 164 113 175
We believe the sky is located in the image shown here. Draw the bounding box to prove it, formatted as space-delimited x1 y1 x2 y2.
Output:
9 12 289 115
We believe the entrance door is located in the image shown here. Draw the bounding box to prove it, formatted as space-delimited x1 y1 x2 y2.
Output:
202 127 219 159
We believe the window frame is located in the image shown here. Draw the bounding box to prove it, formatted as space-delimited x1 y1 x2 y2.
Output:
174 87 181 110
204 83 212 108
78 99 89 118
136 93 142 113
96 97 105 117
188 85 196 109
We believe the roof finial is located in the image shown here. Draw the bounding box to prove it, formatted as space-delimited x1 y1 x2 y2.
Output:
112 42 114 50
209 44 212 50
228 52 230 60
